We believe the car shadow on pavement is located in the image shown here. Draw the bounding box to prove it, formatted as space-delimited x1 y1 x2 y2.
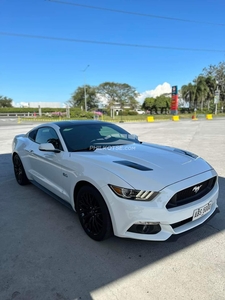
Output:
0 153 224 300
0 153 13 183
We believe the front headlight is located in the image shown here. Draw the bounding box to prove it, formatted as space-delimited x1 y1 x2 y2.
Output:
109 185 158 201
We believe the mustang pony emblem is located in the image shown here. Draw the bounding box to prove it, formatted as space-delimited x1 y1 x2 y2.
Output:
192 185 202 193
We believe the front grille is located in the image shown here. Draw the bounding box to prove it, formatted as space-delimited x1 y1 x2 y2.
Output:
166 176 217 209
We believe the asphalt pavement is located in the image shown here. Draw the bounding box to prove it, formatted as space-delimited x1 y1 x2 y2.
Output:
0 118 224 300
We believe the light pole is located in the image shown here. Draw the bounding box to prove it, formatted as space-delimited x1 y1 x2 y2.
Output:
82 65 90 112
215 81 220 115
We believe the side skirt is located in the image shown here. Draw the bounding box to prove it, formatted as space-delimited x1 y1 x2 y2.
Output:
30 180 74 211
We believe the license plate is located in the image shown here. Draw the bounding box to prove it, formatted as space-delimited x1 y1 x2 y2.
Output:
193 201 212 221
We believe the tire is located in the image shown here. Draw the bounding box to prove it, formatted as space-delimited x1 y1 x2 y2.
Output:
76 185 113 241
13 154 29 185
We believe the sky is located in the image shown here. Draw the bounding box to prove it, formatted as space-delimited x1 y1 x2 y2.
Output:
0 0 225 107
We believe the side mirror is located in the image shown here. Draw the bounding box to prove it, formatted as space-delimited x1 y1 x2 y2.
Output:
39 143 61 153
128 134 139 141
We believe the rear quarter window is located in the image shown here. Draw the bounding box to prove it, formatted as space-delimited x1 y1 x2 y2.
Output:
27 129 37 141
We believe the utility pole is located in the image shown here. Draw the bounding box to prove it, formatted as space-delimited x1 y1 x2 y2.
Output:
215 81 220 115
82 65 90 112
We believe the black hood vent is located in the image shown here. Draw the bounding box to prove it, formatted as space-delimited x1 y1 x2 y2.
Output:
113 160 153 171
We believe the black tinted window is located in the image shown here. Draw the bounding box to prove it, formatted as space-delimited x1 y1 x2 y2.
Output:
35 127 63 150
60 123 139 151
27 129 37 141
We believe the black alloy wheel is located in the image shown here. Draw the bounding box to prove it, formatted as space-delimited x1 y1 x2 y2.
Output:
76 185 113 241
13 154 29 185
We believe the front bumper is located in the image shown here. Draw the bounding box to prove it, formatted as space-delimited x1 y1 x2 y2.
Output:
100 170 219 241
167 207 220 242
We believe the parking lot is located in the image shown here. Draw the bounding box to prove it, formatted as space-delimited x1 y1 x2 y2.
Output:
0 118 224 300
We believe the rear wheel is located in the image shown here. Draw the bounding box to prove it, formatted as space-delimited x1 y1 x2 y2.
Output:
13 154 29 185
76 185 113 241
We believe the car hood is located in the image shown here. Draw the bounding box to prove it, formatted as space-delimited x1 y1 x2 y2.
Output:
72 142 213 190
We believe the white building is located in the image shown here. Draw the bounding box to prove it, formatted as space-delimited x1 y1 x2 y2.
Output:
16 102 62 108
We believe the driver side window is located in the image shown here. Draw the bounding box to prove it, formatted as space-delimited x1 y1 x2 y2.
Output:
35 127 63 150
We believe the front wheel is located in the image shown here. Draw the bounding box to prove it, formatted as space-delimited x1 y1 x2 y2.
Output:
13 154 29 185
76 185 113 241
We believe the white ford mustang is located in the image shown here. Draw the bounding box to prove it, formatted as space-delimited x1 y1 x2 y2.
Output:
12 120 219 241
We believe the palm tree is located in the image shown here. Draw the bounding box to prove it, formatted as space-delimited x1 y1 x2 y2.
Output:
181 83 196 109
205 76 217 110
181 75 221 112
195 76 209 111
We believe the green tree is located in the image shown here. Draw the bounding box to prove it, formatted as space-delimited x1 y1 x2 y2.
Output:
205 76 217 110
0 96 13 107
142 97 156 113
181 83 196 109
97 82 139 109
68 85 98 110
127 96 140 110
194 76 209 111
202 61 225 102
155 95 170 114
181 76 218 111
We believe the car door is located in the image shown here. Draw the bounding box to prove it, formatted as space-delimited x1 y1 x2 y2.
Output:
27 126 66 198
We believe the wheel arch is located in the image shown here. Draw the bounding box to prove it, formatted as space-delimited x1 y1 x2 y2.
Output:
74 180 104 211
12 152 27 174
12 152 30 185
12 151 18 160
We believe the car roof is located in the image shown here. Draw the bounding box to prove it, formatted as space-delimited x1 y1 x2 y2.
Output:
50 120 112 129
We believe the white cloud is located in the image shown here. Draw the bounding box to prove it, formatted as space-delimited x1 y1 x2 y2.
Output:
138 82 172 103
13 102 62 108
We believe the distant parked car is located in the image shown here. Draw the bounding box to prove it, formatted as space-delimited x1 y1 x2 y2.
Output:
135 109 145 115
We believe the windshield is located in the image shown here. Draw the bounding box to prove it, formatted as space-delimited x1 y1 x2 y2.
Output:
60 123 140 152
